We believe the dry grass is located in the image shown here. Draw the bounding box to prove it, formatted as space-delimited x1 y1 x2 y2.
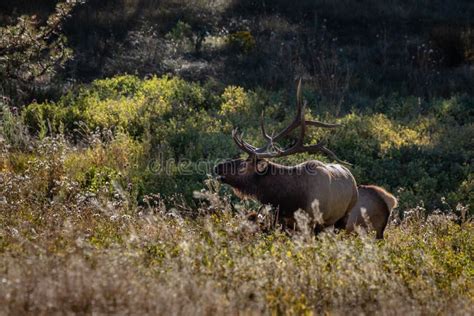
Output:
0 120 472 315
1 150 473 314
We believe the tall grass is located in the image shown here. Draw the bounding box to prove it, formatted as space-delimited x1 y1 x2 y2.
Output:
1 137 473 315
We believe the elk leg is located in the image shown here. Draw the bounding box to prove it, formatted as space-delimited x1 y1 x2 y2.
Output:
334 214 348 232
313 224 325 235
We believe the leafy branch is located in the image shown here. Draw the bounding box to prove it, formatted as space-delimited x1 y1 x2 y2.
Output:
0 1 82 106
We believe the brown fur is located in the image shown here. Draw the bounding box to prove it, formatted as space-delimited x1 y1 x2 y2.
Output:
215 158 358 230
345 185 398 239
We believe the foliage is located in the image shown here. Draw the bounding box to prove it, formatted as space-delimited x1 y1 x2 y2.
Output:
17 75 473 213
0 1 79 106
1 103 31 151
226 31 256 54
2 0 472 99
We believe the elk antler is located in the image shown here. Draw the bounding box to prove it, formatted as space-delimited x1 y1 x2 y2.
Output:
232 79 351 165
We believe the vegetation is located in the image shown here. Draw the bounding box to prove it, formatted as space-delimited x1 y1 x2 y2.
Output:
1 153 473 313
0 1 78 106
1 0 473 105
0 0 473 314
12 75 472 212
1 73 472 313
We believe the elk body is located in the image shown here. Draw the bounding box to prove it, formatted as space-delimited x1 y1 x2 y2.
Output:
346 185 398 239
214 80 358 230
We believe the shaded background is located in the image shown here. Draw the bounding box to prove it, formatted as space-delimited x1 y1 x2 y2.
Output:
1 0 473 105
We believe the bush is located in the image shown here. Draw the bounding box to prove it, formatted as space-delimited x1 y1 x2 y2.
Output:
226 31 256 53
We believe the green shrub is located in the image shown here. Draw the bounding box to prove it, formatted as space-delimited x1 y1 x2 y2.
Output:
227 31 256 53
1 104 31 150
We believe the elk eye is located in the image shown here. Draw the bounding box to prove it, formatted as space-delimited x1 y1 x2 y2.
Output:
238 161 250 172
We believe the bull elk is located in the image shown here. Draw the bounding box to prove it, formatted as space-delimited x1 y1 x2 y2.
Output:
214 80 358 231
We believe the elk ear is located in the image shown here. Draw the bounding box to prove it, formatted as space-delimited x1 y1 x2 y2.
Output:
256 160 268 174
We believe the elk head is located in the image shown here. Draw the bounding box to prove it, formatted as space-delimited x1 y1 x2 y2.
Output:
213 156 267 198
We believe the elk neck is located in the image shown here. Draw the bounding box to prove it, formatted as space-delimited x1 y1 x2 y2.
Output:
235 161 309 214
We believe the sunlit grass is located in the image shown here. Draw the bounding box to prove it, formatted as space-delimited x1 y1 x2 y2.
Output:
1 166 473 314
